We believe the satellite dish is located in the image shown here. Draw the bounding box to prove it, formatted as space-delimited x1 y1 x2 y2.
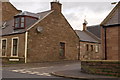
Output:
36 26 43 33
2 22 7 29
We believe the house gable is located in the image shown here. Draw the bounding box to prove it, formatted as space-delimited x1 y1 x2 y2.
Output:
105 8 119 25
101 2 120 26
2 2 21 22
27 10 80 62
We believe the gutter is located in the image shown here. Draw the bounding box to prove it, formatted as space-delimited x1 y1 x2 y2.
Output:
102 24 120 28
1 32 26 36
80 40 101 44
25 31 28 63
78 41 80 60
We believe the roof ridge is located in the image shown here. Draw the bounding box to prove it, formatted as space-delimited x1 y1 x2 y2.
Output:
74 30 82 31
87 25 100 27
37 10 52 14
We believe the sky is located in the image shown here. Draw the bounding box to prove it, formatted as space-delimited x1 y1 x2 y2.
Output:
9 0 119 30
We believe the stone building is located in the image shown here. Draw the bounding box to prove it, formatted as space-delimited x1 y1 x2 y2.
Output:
0 1 80 63
75 21 103 60
101 1 120 60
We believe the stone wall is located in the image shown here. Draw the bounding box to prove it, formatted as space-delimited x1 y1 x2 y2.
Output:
1 2 21 22
101 26 119 60
81 60 120 77
80 42 103 60
106 27 119 60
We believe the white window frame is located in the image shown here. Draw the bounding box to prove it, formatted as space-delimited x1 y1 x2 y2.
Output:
95 45 99 53
11 37 19 57
1 38 7 57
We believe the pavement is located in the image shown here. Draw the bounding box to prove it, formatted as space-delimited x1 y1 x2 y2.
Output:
51 69 119 80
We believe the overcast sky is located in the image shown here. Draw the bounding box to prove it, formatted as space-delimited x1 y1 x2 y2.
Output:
9 0 119 30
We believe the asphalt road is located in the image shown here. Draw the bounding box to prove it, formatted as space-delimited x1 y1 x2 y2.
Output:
2 61 81 80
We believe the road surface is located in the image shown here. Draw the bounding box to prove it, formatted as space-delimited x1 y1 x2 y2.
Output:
2 61 81 80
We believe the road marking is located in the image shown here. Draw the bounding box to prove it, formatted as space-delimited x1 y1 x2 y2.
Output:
24 71 32 73
12 70 20 72
20 71 28 73
29 67 47 70
28 71 39 74
36 73 51 76
18 69 26 72
11 69 26 72
11 69 51 77
10 67 52 77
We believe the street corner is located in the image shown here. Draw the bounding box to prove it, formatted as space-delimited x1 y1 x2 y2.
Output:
50 71 119 80
50 71 88 80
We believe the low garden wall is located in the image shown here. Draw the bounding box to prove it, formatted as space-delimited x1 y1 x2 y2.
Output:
81 60 120 77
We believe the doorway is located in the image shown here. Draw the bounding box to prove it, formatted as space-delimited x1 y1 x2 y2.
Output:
59 42 65 59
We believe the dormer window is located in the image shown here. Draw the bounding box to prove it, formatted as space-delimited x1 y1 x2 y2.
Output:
14 11 39 29
14 16 25 29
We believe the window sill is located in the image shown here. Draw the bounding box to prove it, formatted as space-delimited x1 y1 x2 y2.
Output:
10 56 19 58
14 28 25 30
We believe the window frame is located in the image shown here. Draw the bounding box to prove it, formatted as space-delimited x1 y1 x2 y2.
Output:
91 45 94 51
1 38 7 57
20 17 25 28
11 37 19 57
14 16 25 29
95 45 99 53
86 44 89 51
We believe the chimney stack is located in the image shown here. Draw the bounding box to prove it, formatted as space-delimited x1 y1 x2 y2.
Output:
83 19 88 31
51 0 62 12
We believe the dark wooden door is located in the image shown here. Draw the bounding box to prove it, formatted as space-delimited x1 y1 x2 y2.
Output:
59 42 65 59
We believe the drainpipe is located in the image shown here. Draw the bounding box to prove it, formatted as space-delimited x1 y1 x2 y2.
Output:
25 31 28 63
78 41 80 60
104 27 107 60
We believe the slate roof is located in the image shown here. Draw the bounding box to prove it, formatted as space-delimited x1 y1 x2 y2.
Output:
75 30 100 43
87 25 101 39
1 10 53 36
37 10 53 19
15 11 40 18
